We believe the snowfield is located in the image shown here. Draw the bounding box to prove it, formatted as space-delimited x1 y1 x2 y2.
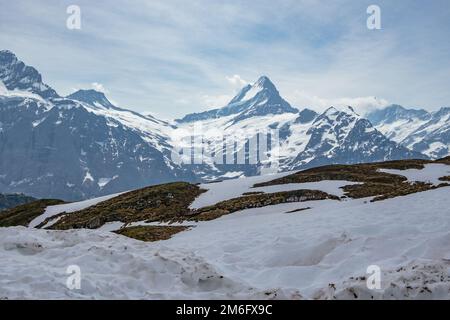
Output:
1 186 450 299
190 171 358 209
379 163 450 185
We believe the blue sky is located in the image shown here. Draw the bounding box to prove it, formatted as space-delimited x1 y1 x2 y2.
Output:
1 0 449 118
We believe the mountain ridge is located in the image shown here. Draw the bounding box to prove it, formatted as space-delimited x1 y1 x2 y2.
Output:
1 50 444 200
368 104 450 158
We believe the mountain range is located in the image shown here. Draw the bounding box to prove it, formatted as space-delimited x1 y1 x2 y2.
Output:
0 50 448 200
367 104 450 159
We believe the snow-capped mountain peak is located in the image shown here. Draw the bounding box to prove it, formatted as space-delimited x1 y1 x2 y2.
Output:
287 106 426 170
178 75 298 123
315 106 359 125
230 75 278 103
255 75 274 87
0 50 58 99
228 75 291 107
367 104 450 159
0 50 192 201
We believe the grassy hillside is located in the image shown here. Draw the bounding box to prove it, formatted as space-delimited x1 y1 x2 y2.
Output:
50 182 206 230
2 157 449 242
253 159 449 201
191 189 338 221
436 156 450 165
0 199 65 227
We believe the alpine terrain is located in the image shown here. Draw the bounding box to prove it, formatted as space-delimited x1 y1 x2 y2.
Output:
1 156 449 299
1 50 449 201
367 104 450 159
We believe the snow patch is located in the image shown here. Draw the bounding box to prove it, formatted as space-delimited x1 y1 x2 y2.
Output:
379 163 450 185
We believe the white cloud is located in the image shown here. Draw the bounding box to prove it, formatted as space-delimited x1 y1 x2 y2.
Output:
288 89 390 115
91 82 108 94
226 75 248 90
1 1 448 118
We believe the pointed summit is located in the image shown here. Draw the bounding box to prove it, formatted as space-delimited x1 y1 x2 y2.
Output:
229 75 278 105
177 75 298 123
220 75 298 122
254 75 276 90
0 50 58 99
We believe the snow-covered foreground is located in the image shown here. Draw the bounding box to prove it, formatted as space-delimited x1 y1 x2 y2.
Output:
1 187 449 299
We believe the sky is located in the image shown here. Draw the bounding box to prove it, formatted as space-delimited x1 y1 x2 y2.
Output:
1 0 449 119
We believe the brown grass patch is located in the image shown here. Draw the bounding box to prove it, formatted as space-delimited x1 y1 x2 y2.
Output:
436 156 450 165
190 189 337 221
114 225 189 242
51 182 205 230
252 159 447 201
0 199 65 227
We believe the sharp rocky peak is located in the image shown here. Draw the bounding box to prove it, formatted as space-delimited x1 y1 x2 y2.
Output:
254 75 277 90
0 49 58 99
229 75 278 104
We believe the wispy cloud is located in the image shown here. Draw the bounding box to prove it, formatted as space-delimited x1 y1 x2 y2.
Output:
0 0 449 118
288 90 390 115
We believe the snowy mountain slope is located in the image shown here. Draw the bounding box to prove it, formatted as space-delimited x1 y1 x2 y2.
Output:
0 51 194 201
66 89 176 152
176 96 427 181
1 177 449 299
401 108 450 159
368 105 450 159
287 106 427 170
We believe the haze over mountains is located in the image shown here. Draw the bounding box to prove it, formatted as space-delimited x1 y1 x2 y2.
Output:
0 50 448 200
